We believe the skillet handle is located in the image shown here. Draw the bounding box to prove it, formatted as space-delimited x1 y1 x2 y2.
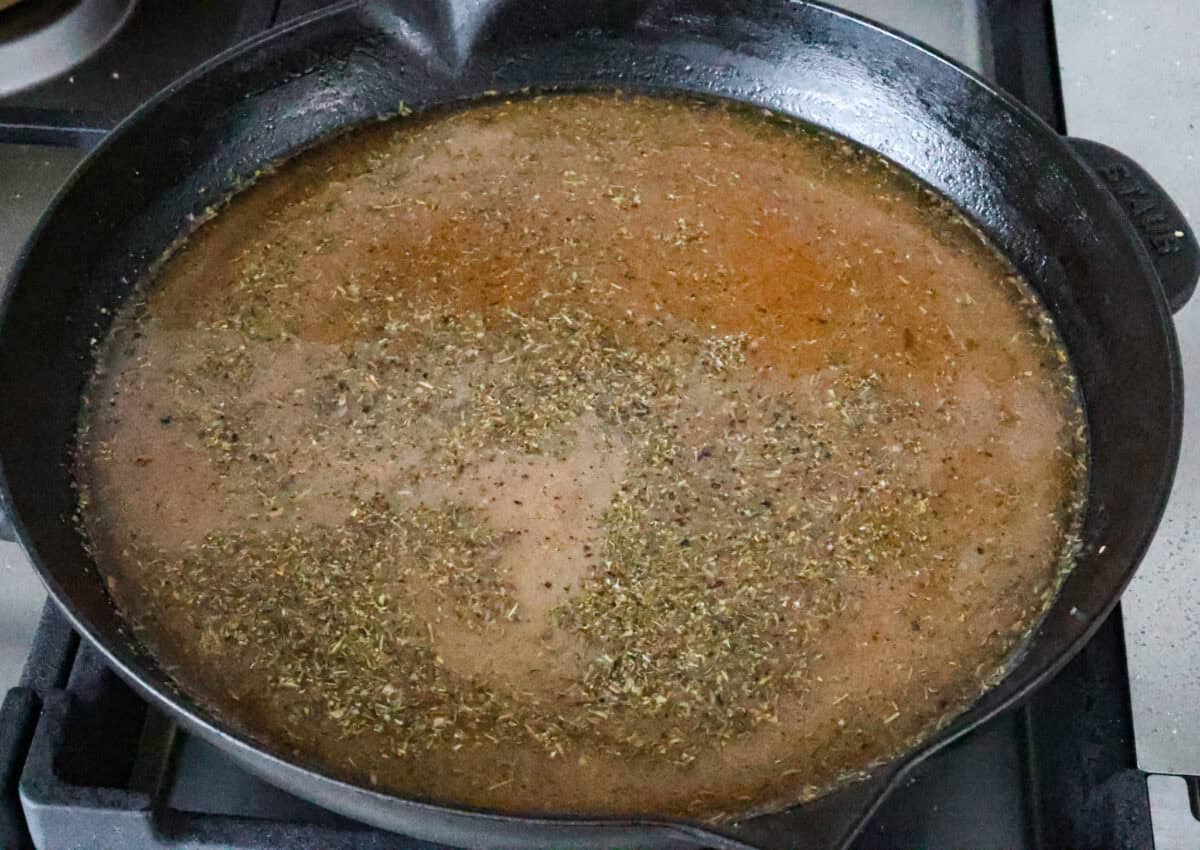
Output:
1067 137 1199 314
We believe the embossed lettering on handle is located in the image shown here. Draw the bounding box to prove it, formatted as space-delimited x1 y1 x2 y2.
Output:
1068 137 1199 314
1093 161 1187 256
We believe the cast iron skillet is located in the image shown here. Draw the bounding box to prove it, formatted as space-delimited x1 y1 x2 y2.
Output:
1 2 1198 847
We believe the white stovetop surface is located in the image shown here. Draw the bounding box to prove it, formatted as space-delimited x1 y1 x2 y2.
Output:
1057 0 1200 772
1056 2 1200 845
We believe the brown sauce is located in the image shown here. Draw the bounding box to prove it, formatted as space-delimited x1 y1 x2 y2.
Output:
74 94 1086 820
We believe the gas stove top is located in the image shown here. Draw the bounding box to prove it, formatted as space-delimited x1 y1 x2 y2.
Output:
0 1 1195 848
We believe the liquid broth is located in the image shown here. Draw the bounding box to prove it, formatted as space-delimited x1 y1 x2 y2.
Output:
75 94 1086 819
